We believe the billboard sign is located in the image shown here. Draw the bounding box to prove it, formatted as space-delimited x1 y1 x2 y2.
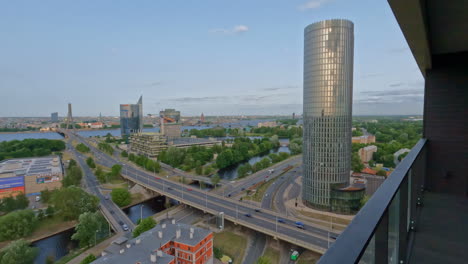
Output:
0 176 24 189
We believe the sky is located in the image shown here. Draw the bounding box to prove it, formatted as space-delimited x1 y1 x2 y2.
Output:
0 0 424 117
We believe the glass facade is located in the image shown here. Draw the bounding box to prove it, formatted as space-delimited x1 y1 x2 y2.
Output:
302 19 354 210
120 96 143 137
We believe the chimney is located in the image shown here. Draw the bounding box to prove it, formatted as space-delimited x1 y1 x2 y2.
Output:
158 231 163 238
190 232 194 239
150 252 156 263
190 227 194 233
162 223 166 229
176 229 181 239
136 238 141 244
126 243 131 249
157 250 163 257
119 249 125 254
171 219 176 224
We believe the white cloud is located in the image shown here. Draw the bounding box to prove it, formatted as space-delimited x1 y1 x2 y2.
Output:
299 0 330 10
210 25 249 35
233 25 249 33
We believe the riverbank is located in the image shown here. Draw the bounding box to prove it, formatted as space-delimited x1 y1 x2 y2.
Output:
0 216 77 249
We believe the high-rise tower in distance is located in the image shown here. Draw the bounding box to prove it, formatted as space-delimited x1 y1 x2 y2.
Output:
302 19 354 211
120 96 143 138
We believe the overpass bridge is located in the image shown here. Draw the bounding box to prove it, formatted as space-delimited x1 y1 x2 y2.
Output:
68 132 336 254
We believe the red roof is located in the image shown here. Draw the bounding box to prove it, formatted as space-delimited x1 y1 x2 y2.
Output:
361 167 377 175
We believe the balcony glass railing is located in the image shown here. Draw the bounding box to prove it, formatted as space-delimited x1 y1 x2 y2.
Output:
318 138 427 264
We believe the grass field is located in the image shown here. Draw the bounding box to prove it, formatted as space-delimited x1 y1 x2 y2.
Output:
214 231 247 264
262 247 280 264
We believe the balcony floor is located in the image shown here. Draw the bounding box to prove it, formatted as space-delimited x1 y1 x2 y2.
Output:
410 192 468 264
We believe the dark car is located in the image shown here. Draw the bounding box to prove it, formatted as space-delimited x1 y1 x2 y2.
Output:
227 194 231 197
167 187 173 190
254 209 261 213
277 219 286 223
118 220 123 225
110 210 114 214
330 234 338 240
244 213 252 217
241 187 245 191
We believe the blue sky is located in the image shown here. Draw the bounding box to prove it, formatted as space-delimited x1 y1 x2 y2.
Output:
0 0 424 117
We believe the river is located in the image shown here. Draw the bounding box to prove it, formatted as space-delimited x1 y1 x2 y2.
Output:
0 119 279 142
32 228 78 264
217 141 291 180
123 196 170 224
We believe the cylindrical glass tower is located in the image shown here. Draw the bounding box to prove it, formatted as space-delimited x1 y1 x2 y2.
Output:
302 19 354 210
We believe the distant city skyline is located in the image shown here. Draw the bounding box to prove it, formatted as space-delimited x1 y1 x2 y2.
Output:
0 0 423 117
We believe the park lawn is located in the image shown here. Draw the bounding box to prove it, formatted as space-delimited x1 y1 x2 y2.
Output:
214 231 247 264
297 250 321 264
262 247 280 264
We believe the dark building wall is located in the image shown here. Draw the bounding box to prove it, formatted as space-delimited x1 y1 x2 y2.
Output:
423 52 468 196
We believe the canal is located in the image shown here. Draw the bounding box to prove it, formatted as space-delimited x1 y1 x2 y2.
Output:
123 196 170 224
32 228 78 264
217 142 291 180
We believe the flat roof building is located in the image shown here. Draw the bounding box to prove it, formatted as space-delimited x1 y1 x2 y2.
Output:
358 145 378 163
129 133 168 159
93 219 213 264
0 156 63 197
51 112 58 123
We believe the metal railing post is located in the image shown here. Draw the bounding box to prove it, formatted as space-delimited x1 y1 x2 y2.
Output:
374 210 389 263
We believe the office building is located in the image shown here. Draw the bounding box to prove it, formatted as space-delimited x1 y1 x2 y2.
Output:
120 96 143 138
163 123 182 139
0 156 63 198
51 112 58 123
302 19 358 212
358 145 378 163
320 2 468 263
93 219 213 264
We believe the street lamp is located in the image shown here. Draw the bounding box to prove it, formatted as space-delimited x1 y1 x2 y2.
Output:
95 230 99 246
140 205 144 222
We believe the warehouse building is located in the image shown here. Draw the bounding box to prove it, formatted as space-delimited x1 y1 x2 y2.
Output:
0 156 63 198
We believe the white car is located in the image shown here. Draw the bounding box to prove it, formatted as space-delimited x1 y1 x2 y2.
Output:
122 224 129 231
35 196 40 202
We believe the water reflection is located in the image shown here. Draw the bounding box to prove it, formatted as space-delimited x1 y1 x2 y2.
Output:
32 228 78 264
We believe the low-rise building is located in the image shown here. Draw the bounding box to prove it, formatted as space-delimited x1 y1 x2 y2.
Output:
352 135 376 144
129 133 168 158
0 156 63 198
257 121 277 128
93 219 213 264
358 145 378 163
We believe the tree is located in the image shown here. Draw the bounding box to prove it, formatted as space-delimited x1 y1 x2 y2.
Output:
111 188 131 207
72 212 107 247
121 150 128 158
45 206 55 217
76 143 90 153
351 152 364 172
0 239 38 264
86 157 96 169
133 217 157 237
213 247 223 259
110 164 122 177
256 256 272 264
80 254 96 264
0 210 37 241
376 170 387 177
195 166 203 175
50 186 99 220
40 189 54 203
211 174 221 188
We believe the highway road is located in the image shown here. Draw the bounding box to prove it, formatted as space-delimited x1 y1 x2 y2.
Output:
66 140 134 234
223 155 302 197
69 133 333 253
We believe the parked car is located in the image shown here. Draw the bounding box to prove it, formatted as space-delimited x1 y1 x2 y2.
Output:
35 196 40 202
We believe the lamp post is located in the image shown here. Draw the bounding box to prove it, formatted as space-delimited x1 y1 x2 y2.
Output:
95 230 99 246
140 205 144 222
